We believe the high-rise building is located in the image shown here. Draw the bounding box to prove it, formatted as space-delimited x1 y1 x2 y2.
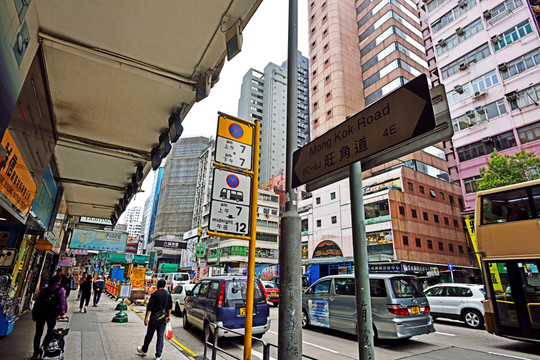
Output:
238 51 310 184
140 166 164 252
305 0 475 278
419 0 540 210
151 136 211 267
124 205 142 239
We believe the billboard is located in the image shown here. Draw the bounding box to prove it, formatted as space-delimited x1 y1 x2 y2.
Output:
70 229 127 252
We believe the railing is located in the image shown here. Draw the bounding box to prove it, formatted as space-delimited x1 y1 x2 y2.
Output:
204 323 319 360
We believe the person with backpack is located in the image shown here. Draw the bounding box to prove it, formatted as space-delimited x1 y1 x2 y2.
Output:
32 275 67 360
92 275 105 307
79 274 93 313
137 279 172 360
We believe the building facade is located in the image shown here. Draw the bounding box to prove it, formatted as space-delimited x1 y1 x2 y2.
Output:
238 52 310 184
123 205 142 239
419 0 540 210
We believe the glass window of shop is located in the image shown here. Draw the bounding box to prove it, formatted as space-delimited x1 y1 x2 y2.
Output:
364 200 390 221
366 230 394 256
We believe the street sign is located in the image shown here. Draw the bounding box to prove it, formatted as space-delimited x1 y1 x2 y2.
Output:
209 200 250 235
292 74 443 188
212 169 252 207
448 263 454 271
215 115 253 171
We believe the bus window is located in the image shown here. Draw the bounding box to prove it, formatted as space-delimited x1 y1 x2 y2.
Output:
521 261 540 330
481 189 531 224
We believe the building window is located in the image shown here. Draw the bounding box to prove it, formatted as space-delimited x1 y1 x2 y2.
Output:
440 192 445 200
408 182 413 191
444 217 449 225
449 243 454 252
423 212 429 221
458 197 464 209
501 49 540 80
365 200 390 221
316 219 321 227
463 176 481 194
330 192 336 200
399 206 405 215
331 216 337 224
411 209 417 218
453 219 459 228
435 18 484 56
416 238 422 247
430 0 478 34
316 197 321 204
419 186 425 194
438 241 444 251
518 120 540 144
427 240 433 249
511 84 540 111
458 245 464 254
403 236 409 246
434 214 439 223
493 20 533 52
441 43 491 80
449 195 455 204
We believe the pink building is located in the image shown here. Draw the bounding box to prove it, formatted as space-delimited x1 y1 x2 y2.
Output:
420 0 540 210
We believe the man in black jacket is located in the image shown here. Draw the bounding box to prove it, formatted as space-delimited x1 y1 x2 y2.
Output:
137 279 172 360
92 275 105 306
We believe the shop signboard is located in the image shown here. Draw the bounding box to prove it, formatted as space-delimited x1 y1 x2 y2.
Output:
0 129 37 215
70 229 127 252
32 166 57 229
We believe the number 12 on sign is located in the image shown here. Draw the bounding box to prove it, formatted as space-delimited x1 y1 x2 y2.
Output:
208 200 250 236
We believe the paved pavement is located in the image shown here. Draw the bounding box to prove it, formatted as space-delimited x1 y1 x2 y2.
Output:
1 291 196 360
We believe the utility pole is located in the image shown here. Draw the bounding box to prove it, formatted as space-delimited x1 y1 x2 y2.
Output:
278 0 302 359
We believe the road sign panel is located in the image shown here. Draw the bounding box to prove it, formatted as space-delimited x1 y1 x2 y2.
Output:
208 200 250 236
217 115 253 146
292 74 438 188
215 136 253 171
212 169 251 207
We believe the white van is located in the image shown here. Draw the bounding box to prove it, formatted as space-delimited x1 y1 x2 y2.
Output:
163 272 191 290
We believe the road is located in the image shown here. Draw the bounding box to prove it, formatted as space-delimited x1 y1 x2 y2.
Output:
164 306 540 360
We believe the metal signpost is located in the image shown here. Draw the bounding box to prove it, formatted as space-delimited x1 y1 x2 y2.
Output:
292 74 452 360
208 113 259 360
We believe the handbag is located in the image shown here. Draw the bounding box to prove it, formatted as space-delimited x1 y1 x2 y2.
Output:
150 309 167 325
166 322 173 340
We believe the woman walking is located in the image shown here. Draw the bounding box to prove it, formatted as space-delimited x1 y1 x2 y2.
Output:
79 274 93 313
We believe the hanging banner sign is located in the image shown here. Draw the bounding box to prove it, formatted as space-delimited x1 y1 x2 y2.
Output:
0 129 37 215
70 229 127 252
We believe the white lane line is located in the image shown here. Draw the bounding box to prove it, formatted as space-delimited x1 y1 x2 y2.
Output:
488 352 531 360
233 343 276 360
303 341 339 354
433 331 456 336
267 330 339 354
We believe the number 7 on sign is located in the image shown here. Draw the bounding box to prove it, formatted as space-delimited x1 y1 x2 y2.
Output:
236 206 242 216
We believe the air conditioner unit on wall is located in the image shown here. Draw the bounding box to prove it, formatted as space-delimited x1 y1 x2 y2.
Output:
459 63 469 71
438 38 447 47
505 91 518 102
458 0 466 8
476 106 486 114
498 62 508 72
491 35 500 43
474 90 487 98
483 9 492 19
456 27 464 35
454 85 464 94
466 110 475 118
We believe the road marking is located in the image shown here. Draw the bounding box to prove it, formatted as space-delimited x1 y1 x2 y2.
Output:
268 330 339 355
433 331 456 336
233 343 275 360
488 352 531 360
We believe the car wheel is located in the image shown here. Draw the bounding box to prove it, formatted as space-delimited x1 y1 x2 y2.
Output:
183 311 192 330
204 322 217 345
301 309 309 328
174 303 181 317
463 309 484 329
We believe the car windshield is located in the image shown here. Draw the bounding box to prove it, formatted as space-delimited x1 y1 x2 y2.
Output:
264 282 277 289
390 277 424 298
174 274 189 281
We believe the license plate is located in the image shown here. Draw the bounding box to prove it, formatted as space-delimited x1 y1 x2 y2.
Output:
410 306 420 315
270 292 277 296
239 307 246 316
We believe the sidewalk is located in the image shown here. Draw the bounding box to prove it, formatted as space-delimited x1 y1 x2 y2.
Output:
1 292 195 360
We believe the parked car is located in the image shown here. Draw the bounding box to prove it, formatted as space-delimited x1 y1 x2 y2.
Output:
302 274 435 340
183 275 271 343
424 283 486 329
170 284 195 316
261 281 279 306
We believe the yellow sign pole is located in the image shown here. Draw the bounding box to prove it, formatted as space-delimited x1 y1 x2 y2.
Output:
243 119 260 360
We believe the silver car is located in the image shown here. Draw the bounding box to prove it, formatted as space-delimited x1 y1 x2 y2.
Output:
171 284 194 316
424 283 486 329
302 274 435 340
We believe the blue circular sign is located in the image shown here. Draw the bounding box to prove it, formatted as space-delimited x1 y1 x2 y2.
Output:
226 174 240 188
229 123 244 139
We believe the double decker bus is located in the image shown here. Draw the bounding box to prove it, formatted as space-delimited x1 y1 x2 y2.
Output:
476 179 540 342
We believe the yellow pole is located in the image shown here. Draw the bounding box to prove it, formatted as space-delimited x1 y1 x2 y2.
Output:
243 119 260 360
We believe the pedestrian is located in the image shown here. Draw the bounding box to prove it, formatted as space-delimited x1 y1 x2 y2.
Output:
93 275 105 307
79 274 93 313
68 273 75 298
31 275 67 360
137 279 172 360
56 268 70 296
423 280 429 290
77 271 86 300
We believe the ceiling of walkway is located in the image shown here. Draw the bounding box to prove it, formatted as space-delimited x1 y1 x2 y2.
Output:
20 0 261 220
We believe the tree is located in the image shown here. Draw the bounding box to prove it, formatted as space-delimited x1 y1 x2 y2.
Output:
476 150 540 191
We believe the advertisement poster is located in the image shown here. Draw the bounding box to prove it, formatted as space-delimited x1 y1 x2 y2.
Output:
308 299 330 328
70 228 127 252
131 267 146 288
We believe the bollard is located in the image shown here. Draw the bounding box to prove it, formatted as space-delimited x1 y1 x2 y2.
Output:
112 310 128 323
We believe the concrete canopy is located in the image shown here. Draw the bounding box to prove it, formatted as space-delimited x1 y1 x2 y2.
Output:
26 0 261 220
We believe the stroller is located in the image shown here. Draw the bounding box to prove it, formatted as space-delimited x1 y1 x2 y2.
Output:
42 317 69 360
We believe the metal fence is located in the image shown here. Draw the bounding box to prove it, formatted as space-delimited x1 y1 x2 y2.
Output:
203 323 319 360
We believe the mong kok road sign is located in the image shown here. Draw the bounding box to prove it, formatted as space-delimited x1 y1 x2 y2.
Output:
292 74 436 188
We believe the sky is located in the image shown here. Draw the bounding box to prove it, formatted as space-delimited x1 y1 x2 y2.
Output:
123 0 310 215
